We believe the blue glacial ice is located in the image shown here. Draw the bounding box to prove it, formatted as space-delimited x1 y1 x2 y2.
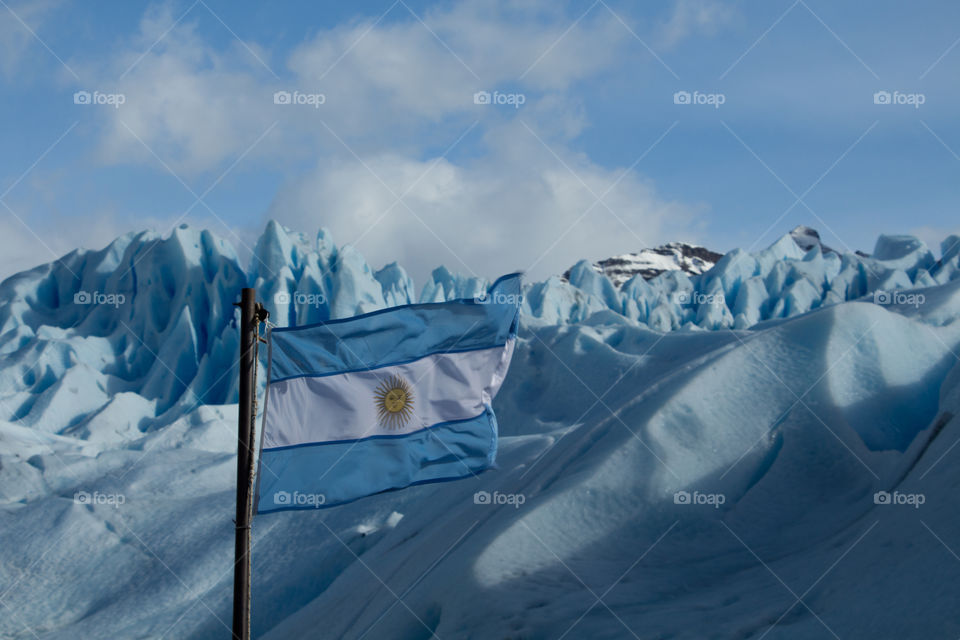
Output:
1 222 959 638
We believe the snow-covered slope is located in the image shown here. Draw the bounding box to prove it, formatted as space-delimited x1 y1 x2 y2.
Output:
2 222 960 638
265 297 960 640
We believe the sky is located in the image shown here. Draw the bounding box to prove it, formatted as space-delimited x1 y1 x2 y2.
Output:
1 0 960 285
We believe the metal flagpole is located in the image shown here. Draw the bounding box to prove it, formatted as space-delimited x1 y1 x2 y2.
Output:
233 288 266 640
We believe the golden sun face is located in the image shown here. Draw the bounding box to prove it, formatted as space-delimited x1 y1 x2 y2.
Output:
373 375 414 429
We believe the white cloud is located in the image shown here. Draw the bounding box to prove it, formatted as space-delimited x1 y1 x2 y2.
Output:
269 118 699 283
261 1 705 282
85 0 637 173
287 0 629 102
0 0 63 80
0 209 135 282
63 0 715 284
0 215 57 281
656 0 736 50
87 4 278 174
0 196 244 283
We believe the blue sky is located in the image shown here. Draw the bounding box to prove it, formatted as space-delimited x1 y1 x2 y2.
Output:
1 0 959 284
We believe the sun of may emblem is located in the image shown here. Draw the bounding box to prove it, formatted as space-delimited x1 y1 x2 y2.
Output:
373 375 415 429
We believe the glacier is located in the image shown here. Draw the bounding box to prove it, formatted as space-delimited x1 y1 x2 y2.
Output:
1 222 960 638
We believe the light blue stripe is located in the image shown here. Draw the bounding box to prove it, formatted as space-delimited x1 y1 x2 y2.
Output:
256 409 498 513
270 344 505 384
268 273 521 381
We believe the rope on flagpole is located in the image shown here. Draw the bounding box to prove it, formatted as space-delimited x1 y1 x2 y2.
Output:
253 317 261 419
253 310 274 420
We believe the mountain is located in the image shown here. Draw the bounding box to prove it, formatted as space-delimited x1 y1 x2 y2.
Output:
563 241 723 287
568 225 858 290
788 224 833 253
2 222 960 638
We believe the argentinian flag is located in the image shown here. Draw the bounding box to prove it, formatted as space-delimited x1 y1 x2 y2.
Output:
254 274 522 513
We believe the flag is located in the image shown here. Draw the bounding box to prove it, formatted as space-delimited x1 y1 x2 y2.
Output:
254 273 522 513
